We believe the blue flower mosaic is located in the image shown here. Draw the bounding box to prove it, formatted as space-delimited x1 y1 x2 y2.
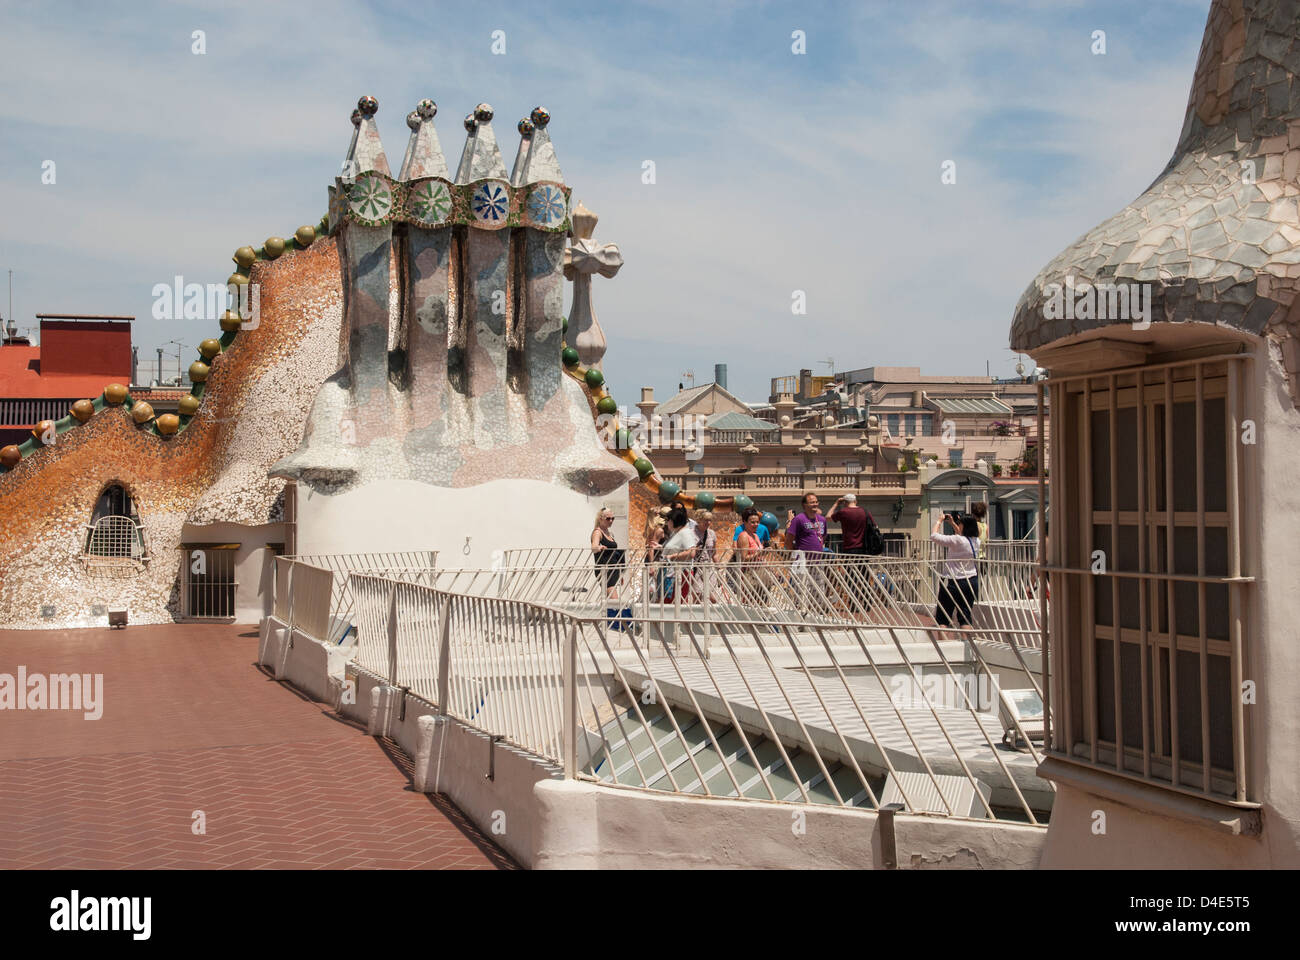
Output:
528 184 567 228
471 182 509 222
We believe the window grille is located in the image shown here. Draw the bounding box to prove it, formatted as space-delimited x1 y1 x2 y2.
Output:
1046 352 1253 805
181 545 239 619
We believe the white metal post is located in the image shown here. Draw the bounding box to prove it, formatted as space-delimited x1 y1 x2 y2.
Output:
286 561 296 647
386 582 399 685
562 619 578 779
436 595 452 714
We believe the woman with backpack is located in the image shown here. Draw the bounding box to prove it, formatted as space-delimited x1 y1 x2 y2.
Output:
931 511 981 628
660 503 697 603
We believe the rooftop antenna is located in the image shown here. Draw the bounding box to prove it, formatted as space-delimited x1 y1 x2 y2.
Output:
163 338 188 383
820 357 835 375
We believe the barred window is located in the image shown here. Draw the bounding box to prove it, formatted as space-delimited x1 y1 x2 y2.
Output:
1047 352 1253 805
84 485 146 559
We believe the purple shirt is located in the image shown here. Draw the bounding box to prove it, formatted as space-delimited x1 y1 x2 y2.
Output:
788 512 827 553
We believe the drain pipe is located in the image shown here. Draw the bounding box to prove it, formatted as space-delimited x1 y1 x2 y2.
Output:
878 802 905 869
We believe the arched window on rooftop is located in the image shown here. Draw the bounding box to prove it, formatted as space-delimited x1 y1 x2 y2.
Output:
84 484 147 560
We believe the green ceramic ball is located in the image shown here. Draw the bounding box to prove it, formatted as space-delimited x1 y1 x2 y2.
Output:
733 495 754 512
584 368 604 389
562 347 580 367
694 492 716 511
658 481 681 504
615 428 632 450
596 396 617 415
633 457 654 479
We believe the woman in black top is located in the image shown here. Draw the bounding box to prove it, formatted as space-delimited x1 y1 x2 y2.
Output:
591 507 622 600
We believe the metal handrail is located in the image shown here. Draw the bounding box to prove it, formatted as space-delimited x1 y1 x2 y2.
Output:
343 571 1055 824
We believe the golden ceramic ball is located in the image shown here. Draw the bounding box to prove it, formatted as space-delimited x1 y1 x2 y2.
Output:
198 338 221 359
294 225 316 247
131 402 155 424
32 420 55 442
156 413 180 435
264 237 286 259
233 246 257 269
71 399 95 422
219 310 242 332
0 445 19 469
227 273 249 287
189 361 210 383
178 395 201 416
104 383 128 405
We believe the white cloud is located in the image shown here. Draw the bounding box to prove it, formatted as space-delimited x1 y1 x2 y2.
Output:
0 0 1209 400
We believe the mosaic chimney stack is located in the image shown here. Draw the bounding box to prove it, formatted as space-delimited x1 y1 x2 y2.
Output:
273 96 635 494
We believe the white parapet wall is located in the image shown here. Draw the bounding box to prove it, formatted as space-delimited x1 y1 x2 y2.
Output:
257 612 1048 869
531 778 1045 870
295 477 628 569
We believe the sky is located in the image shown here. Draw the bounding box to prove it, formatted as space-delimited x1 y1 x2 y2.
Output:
0 0 1213 404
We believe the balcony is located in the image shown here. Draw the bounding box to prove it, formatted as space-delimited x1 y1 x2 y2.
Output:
662 471 919 497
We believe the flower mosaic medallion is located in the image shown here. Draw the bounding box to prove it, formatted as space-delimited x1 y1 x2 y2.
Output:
348 173 394 224
527 184 567 228
471 181 509 223
409 180 452 225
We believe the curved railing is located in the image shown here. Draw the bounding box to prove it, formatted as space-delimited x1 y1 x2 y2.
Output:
340 571 1053 824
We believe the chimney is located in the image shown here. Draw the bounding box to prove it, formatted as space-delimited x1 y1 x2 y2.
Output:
156 348 164 386
714 363 728 390
637 386 657 424
132 346 138 386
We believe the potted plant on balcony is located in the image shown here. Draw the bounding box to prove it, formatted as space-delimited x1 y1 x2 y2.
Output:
1018 446 1038 477
992 420 1011 437
991 463 1003 477
1009 464 1020 477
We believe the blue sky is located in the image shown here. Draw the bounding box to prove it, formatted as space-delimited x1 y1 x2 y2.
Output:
0 0 1211 403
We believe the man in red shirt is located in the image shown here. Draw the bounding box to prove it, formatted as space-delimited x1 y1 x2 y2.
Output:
828 494 871 555
828 494 876 614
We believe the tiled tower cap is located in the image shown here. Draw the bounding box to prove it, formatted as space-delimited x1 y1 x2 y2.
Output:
512 106 565 186
1009 0 1300 363
455 103 508 184
345 96 392 178
400 98 450 181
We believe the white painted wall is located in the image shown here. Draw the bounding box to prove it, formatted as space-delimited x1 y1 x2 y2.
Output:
532 779 1046 869
295 477 628 567
180 521 285 624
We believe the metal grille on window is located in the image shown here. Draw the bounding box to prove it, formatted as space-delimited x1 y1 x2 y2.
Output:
83 485 146 560
1047 353 1253 805
182 545 239 619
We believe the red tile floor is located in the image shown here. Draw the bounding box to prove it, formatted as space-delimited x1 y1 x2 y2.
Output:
0 623 515 869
